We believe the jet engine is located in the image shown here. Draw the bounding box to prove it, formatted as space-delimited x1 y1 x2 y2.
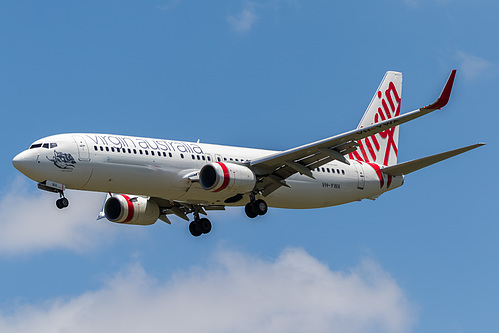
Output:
199 162 256 195
104 194 160 225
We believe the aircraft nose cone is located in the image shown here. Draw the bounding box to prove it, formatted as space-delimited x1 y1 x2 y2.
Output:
12 151 35 175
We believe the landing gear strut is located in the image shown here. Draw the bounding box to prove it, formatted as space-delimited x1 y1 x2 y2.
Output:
38 181 69 209
189 210 212 237
245 199 268 218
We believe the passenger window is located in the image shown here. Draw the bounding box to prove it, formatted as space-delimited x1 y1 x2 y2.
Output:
169 153 173 158
327 168 330 173
337 169 340 174
207 156 211 161
139 150 143 155
106 147 110 152
111 147 115 152
321 168 325 172
192 155 195 160
133 149 137 154
342 170 345 175
145 151 149 155
94 146 98 151
151 151 155 156
180 154 184 159
100 146 104 151
197 155 200 160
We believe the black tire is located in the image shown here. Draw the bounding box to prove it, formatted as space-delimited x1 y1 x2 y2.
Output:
245 203 258 218
55 198 64 209
198 218 212 234
189 221 202 237
56 198 69 209
60 197 69 208
254 199 268 216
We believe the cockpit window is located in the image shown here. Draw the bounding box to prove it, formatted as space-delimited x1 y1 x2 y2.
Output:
29 142 58 149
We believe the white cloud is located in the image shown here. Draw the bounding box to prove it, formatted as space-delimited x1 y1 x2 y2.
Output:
0 177 117 255
0 248 415 333
157 0 182 12
226 0 301 33
404 0 452 7
456 51 493 80
228 2 259 33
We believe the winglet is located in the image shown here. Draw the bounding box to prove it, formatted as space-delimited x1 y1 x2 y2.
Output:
422 69 457 111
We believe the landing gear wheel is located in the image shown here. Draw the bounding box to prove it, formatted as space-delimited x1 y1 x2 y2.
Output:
254 199 268 216
245 203 258 218
198 218 212 234
56 197 69 209
189 221 202 237
245 199 268 218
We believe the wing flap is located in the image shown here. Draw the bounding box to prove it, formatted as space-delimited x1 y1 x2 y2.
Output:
382 143 485 176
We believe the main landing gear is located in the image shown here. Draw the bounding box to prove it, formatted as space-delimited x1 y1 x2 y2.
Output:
245 199 268 218
189 210 212 237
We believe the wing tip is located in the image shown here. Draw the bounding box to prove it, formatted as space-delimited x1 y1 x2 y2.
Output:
423 69 457 111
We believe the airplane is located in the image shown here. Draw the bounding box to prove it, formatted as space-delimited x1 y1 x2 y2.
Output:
12 70 484 237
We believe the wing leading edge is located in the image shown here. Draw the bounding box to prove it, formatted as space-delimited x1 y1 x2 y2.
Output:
249 70 458 196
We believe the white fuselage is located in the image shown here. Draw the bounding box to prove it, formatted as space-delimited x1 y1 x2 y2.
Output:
13 133 404 209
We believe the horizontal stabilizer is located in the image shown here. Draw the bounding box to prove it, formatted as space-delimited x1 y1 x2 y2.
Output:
382 143 485 176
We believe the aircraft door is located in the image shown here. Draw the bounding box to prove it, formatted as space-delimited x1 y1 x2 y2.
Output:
72 135 90 161
354 162 365 190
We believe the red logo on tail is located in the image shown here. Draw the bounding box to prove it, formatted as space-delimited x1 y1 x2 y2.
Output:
349 81 401 187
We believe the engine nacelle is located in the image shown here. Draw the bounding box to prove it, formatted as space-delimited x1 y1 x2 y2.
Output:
104 195 160 225
199 162 256 195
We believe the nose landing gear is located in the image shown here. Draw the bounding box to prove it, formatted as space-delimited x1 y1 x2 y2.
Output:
56 196 69 209
38 181 69 209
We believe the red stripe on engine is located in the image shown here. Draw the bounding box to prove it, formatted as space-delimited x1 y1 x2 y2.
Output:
213 162 230 192
121 195 134 223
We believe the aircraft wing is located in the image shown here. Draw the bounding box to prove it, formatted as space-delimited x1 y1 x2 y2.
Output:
249 70 457 196
149 196 225 224
381 143 485 176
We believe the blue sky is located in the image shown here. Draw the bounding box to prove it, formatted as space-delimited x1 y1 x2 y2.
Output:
0 1 497 332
